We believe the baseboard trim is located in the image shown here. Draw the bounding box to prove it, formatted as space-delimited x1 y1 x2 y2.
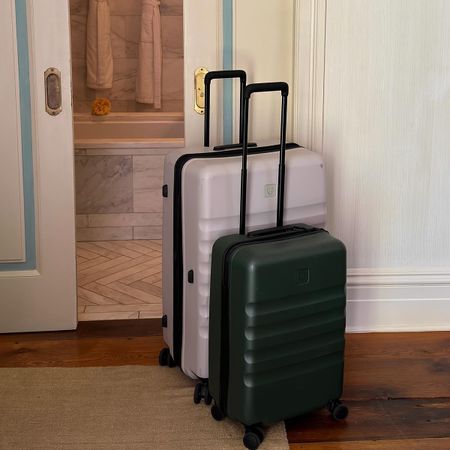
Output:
346 268 450 332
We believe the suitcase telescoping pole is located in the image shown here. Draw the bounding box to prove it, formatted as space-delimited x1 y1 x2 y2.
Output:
203 70 247 148
239 82 289 235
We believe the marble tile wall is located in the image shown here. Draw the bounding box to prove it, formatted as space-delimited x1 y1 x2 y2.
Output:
70 0 184 113
75 151 168 241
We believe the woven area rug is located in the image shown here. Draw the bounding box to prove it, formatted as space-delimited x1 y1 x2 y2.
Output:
0 366 289 450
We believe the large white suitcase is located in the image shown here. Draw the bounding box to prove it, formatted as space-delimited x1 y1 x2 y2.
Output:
159 71 327 383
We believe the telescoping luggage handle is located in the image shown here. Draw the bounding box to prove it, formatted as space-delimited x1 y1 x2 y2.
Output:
240 82 289 235
204 70 246 148
204 70 257 151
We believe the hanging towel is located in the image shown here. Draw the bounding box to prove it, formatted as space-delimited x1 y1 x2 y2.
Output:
86 0 113 90
136 0 162 109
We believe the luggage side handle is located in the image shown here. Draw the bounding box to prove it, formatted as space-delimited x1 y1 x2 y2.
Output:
240 82 289 235
204 70 248 148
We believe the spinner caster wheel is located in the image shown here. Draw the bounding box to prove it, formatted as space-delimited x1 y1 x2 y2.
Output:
193 381 211 404
158 348 175 368
327 399 349 420
243 426 265 450
193 382 202 404
211 402 225 421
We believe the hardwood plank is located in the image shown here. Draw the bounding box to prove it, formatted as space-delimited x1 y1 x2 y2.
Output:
77 255 130 276
94 256 155 285
119 266 162 285
290 437 450 449
0 319 162 343
344 355 450 400
76 242 123 259
78 255 149 286
96 261 162 287
76 256 88 265
109 281 161 303
137 272 162 285
130 280 162 297
0 335 164 367
345 332 450 358
84 304 162 314
92 241 143 258
135 240 162 252
342 329 450 401
77 255 110 272
115 240 159 256
78 311 139 321
78 287 119 305
142 266 165 284
77 296 96 306
84 282 147 305
139 310 162 319
286 398 450 443
76 247 100 260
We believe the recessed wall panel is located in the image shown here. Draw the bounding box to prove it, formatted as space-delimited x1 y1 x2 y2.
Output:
0 0 26 263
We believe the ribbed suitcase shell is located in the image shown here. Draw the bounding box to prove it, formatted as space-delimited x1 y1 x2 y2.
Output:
208 229 347 425
162 144 326 379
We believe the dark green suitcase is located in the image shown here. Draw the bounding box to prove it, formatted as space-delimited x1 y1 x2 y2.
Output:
208 82 348 449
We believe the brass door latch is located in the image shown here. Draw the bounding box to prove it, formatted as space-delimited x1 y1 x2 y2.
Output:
194 67 208 114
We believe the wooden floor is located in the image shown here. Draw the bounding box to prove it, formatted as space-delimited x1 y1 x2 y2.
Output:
76 240 162 321
1 321 449 449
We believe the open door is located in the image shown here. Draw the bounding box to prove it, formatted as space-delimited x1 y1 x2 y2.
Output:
183 0 223 147
183 0 296 147
0 0 77 332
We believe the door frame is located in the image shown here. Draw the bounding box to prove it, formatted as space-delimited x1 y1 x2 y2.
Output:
292 0 327 152
183 0 223 148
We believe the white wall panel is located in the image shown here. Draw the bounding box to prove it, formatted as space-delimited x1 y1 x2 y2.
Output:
323 0 450 269
0 0 25 262
234 0 295 142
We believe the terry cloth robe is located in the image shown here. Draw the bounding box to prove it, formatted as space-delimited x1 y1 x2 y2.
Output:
136 0 162 109
86 0 113 90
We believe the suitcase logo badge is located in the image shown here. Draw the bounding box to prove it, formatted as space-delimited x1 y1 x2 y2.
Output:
264 183 277 198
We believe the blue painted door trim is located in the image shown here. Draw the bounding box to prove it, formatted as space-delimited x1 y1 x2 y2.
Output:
222 0 233 145
0 0 36 271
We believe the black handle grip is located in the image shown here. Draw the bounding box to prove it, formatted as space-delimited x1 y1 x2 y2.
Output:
204 70 246 84
244 81 289 98
239 82 289 235
204 70 247 148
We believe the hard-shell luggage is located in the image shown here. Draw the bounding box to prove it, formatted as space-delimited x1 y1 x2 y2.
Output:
159 71 327 387
208 82 348 450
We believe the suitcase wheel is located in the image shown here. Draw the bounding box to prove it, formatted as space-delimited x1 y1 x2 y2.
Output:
210 402 225 421
327 399 349 421
193 381 212 405
158 347 176 368
243 426 265 450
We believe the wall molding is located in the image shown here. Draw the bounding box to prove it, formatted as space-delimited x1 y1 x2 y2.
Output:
348 267 450 286
346 268 450 332
292 0 327 151
293 1 450 332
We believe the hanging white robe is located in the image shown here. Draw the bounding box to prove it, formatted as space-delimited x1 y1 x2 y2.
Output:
86 0 113 90
136 0 162 108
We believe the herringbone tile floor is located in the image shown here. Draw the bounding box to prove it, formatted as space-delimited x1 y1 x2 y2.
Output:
76 240 163 321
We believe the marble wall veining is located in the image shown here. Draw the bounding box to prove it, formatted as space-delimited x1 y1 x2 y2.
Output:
75 155 133 214
70 0 184 113
74 148 172 241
